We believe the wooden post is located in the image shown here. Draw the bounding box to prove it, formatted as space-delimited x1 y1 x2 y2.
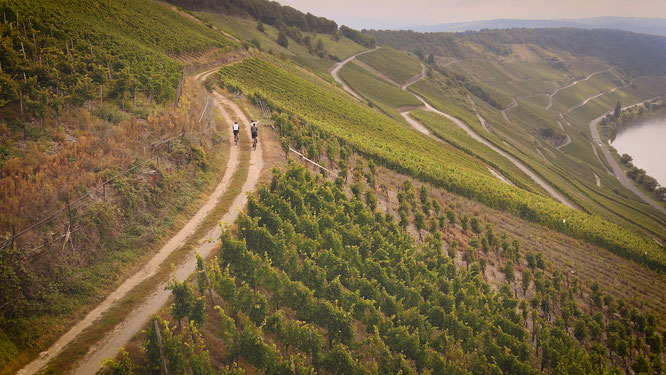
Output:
103 183 106 201
99 84 103 108
201 261 214 305
66 199 73 229
11 226 15 249
153 319 169 375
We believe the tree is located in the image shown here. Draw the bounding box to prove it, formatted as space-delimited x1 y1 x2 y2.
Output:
462 248 475 270
479 257 487 277
167 278 195 330
447 240 458 260
503 260 515 285
620 154 633 165
257 21 265 33
414 211 425 240
470 217 481 236
631 347 650 373
574 319 587 342
190 297 206 326
614 101 622 119
277 30 289 48
446 209 456 227
460 215 469 232
521 270 532 297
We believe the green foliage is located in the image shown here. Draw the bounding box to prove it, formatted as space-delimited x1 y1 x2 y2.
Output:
356 46 421 84
0 0 236 116
369 28 666 76
338 62 421 121
169 0 338 34
277 30 289 48
167 277 195 326
101 348 134 375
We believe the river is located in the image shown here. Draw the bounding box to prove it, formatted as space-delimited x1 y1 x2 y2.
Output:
612 113 666 186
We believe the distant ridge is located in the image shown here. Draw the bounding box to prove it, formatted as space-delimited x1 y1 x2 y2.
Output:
405 17 666 37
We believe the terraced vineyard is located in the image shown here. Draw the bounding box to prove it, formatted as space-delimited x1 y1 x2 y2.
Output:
114 164 665 374
217 57 666 272
356 46 422 85
338 62 422 121
409 110 546 193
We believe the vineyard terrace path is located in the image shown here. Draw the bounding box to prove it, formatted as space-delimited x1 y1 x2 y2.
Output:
72 89 265 375
17 68 264 375
329 53 576 209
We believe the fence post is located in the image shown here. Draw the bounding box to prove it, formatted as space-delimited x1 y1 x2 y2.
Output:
103 183 106 201
66 199 72 229
174 70 185 110
153 319 169 375
201 261 214 305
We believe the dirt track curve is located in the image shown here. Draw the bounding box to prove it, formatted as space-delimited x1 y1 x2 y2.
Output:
329 56 575 209
17 68 265 375
329 47 380 100
545 68 613 110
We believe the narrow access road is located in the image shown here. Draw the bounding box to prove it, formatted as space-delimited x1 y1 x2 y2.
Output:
554 120 572 149
329 47 380 100
589 103 666 216
467 94 491 132
72 91 265 375
334 56 576 209
545 68 613 110
16 69 238 375
500 96 518 123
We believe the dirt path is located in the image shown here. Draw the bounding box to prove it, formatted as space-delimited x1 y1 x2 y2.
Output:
589 102 666 216
329 47 379 101
466 94 491 132
554 120 572 149
331 57 576 209
500 96 518 123
593 171 601 187
72 91 265 375
545 68 613 110
16 70 235 375
590 142 612 175
17 68 264 375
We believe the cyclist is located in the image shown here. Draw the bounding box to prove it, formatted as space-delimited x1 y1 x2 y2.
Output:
232 121 239 145
250 120 258 149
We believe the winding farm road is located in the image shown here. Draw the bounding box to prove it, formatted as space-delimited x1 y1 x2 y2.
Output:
501 96 518 123
18 68 266 375
466 94 491 132
329 47 380 100
545 68 613 110
330 57 576 209
589 103 666 216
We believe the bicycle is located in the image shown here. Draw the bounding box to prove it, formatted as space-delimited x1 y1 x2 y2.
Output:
252 135 258 150
232 122 240 146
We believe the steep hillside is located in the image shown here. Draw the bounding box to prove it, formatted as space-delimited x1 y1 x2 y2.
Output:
109 162 666 375
355 28 666 242
0 0 242 371
2 1 666 374
369 28 666 76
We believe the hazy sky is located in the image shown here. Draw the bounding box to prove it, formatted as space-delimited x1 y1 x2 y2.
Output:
276 0 666 29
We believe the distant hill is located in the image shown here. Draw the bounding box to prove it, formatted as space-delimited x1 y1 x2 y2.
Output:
367 28 666 76
407 17 666 37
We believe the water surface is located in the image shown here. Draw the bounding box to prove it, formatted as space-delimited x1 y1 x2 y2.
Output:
612 114 666 186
